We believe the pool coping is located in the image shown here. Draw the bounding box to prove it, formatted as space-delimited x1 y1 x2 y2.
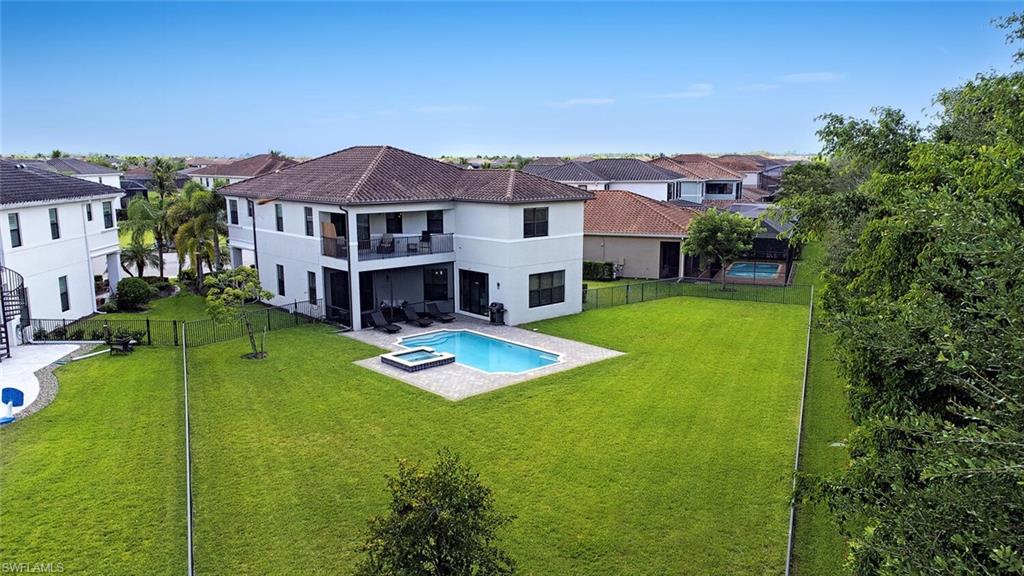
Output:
344 315 624 401
395 328 566 376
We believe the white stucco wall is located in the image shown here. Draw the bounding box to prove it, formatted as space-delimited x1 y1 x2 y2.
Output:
0 193 121 321
606 181 672 201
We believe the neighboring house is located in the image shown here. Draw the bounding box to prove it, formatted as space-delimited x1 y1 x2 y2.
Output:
119 167 192 206
583 190 702 279
219 145 593 330
23 158 123 188
714 154 796 196
668 199 798 267
521 156 566 175
529 158 687 201
648 156 744 203
0 161 123 339
189 153 297 188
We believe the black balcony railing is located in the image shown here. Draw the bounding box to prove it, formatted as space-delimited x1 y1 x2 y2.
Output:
359 233 454 261
321 236 349 259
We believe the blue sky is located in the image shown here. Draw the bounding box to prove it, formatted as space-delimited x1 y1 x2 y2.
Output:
0 2 1016 157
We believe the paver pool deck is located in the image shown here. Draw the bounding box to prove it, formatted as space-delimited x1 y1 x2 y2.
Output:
345 315 624 400
1 343 79 414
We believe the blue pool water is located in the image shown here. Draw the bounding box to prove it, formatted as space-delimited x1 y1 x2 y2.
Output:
399 330 560 374
726 262 782 278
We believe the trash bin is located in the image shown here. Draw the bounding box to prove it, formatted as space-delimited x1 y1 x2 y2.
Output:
488 302 506 325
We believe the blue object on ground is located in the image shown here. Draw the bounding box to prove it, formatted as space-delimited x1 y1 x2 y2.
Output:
1 388 25 407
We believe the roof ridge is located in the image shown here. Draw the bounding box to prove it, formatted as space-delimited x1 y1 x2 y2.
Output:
505 169 515 200
345 146 389 203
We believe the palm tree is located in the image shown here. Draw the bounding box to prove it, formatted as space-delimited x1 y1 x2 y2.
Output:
168 181 226 288
120 241 161 278
150 157 178 200
124 197 173 278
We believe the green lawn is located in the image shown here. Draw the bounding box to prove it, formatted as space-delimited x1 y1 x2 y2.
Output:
0 347 186 574
118 226 155 248
791 242 853 575
1 295 810 575
581 277 650 289
103 292 210 320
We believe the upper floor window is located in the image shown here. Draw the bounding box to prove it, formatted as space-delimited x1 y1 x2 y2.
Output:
307 271 317 303
102 201 114 229
276 264 286 296
427 210 444 234
58 275 70 312
385 212 403 234
49 208 61 239
523 207 549 238
275 204 284 232
304 207 314 237
85 203 93 221
228 199 239 225
8 213 22 248
529 270 565 308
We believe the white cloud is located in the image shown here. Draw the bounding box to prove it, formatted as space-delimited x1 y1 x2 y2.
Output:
416 105 476 114
649 83 714 99
550 97 615 108
737 83 780 92
779 71 844 84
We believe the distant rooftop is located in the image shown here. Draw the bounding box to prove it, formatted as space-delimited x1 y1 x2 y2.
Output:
1 160 122 206
190 153 298 178
22 157 119 176
585 189 701 237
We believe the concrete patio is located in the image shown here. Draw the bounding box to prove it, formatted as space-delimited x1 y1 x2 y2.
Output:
345 314 623 400
1 343 79 415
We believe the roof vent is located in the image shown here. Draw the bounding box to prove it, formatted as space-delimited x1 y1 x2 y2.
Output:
16 163 26 169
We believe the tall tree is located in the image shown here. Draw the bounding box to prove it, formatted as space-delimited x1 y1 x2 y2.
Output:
168 181 225 287
784 13 1024 575
358 449 516 576
150 156 178 200
681 208 760 288
123 196 173 278
204 266 271 358
119 240 160 277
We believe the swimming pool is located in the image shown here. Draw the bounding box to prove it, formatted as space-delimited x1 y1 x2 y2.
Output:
725 262 782 278
398 330 561 374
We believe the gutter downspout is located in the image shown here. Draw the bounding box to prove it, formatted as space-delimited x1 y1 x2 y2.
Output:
342 207 354 329
249 200 259 270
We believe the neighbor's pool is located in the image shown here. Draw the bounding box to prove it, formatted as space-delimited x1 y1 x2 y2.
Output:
399 330 561 374
726 262 782 278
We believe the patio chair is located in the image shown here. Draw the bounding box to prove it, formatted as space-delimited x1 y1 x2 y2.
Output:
370 311 401 334
426 302 456 323
376 233 395 254
402 304 434 328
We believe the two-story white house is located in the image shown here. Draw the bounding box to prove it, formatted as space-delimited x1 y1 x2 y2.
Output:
219 146 593 330
0 161 123 344
526 158 691 202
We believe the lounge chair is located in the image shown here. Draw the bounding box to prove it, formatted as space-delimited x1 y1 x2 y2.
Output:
426 302 456 323
402 304 434 327
376 233 395 254
370 311 401 334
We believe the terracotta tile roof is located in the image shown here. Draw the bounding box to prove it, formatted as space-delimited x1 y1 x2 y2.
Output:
648 157 704 180
1 160 122 205
713 155 765 172
584 189 700 237
741 185 773 202
190 153 298 178
220 146 593 205
668 154 743 180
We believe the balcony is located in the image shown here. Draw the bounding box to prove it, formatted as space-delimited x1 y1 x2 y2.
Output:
321 233 455 261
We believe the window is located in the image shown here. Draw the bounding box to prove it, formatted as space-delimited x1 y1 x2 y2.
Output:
385 212 403 234
304 207 314 237
307 271 318 303
49 208 61 239
228 199 239 225
102 201 113 229
8 213 21 248
276 264 285 296
275 204 284 232
423 267 449 301
529 270 565 308
85 203 93 221
427 210 444 234
357 214 371 249
523 207 549 238
246 200 254 217
58 276 70 312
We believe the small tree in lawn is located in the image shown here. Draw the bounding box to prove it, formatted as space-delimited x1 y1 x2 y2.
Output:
204 266 271 359
358 448 516 576
682 208 760 289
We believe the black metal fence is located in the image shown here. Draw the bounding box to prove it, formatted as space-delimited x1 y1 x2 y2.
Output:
30 299 329 348
582 278 812 310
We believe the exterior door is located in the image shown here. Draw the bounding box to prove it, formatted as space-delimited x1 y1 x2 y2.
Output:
659 241 681 279
459 270 489 316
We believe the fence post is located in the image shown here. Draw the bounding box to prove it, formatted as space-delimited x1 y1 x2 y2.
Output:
294 300 299 325
146 317 152 345
266 308 272 332
173 320 178 346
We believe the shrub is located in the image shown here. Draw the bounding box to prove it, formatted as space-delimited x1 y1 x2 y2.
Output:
97 300 118 313
116 277 155 311
583 260 615 281
177 268 197 287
